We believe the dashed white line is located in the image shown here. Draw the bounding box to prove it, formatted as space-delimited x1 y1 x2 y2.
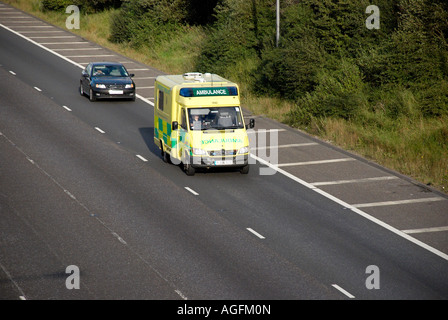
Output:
94 127 105 134
247 228 265 239
136 155 148 162
352 197 445 208
62 105 72 112
9 70 16 75
111 232 127 245
34 86 42 92
184 187 199 196
175 289 188 300
332 284 355 298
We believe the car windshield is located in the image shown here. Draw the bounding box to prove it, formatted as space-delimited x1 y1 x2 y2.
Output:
188 107 244 131
92 65 129 77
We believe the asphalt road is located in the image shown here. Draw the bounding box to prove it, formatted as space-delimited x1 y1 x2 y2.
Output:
0 4 447 301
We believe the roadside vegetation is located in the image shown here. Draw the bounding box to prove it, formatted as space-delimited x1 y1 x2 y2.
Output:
4 0 447 193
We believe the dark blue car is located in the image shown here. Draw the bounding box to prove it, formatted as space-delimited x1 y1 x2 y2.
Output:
80 62 136 101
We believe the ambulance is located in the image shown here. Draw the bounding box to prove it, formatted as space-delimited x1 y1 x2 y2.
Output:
154 72 255 176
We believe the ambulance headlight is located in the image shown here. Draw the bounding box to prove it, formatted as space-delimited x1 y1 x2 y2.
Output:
192 148 207 156
238 146 249 154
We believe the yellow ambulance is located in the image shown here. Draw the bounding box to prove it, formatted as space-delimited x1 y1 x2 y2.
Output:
154 72 255 176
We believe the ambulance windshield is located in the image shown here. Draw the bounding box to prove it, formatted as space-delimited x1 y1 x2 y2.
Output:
188 107 244 131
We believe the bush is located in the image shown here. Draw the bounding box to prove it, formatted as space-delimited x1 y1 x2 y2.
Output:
41 0 122 13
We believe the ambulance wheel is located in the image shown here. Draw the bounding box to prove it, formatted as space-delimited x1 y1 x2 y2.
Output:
240 164 249 174
183 155 195 176
161 143 171 163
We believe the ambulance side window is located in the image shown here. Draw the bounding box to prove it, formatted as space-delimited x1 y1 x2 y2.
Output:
180 109 187 130
158 90 164 111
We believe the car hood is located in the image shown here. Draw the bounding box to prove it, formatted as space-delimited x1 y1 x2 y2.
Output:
91 77 133 84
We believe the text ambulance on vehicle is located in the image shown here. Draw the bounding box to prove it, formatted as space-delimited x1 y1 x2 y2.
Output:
154 72 255 176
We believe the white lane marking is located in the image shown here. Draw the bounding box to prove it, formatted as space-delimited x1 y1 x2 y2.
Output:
247 129 286 134
13 25 53 28
332 284 355 299
311 176 399 186
0 261 27 300
252 142 318 150
132 76 156 80
250 153 448 261
94 127 105 134
65 55 115 58
136 155 148 162
9 70 16 75
28 36 77 39
247 228 265 239
0 24 85 69
34 86 42 92
19 31 65 33
402 226 448 234
62 105 72 112
39 42 88 44
137 86 155 89
111 232 127 245
352 197 445 208
277 158 355 167
184 187 199 196
53 48 102 51
19 296 26 300
175 289 188 300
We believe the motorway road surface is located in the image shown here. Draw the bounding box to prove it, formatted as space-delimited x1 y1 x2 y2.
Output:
0 3 447 300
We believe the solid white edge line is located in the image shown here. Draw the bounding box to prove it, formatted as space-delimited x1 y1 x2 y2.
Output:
0 23 85 69
247 228 265 239
250 153 448 261
184 187 199 196
332 284 355 299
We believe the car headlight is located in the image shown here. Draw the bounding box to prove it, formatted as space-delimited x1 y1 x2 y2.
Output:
192 148 207 156
125 84 134 89
238 146 249 154
95 84 106 89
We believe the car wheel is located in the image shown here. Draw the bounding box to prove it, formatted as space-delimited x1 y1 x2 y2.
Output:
89 88 96 102
79 84 84 96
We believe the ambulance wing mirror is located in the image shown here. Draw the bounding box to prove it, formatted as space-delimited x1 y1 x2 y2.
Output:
246 118 255 129
172 121 179 130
